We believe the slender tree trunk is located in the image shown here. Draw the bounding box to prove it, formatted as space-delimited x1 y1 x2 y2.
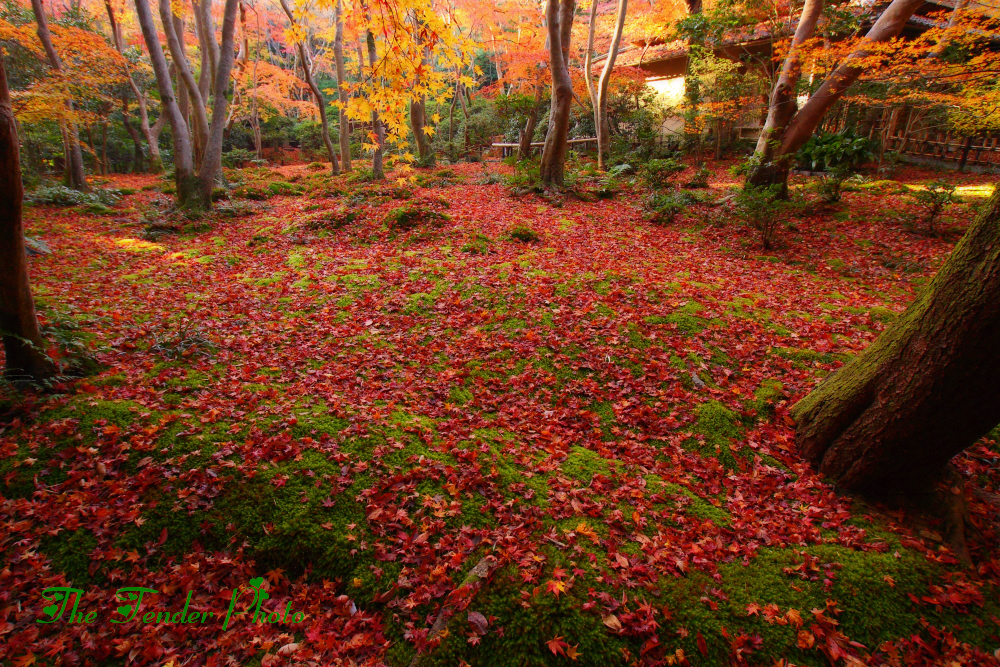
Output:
410 95 432 166
792 183 1000 492
134 0 199 207
278 0 339 175
335 0 351 171
408 22 433 167
539 0 575 186
0 51 56 386
747 0 924 192
595 0 627 170
161 0 210 163
519 81 544 161
30 0 88 191
196 0 240 207
122 98 144 172
367 30 384 179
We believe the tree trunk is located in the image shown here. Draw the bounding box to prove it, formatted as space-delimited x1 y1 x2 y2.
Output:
334 0 351 171
367 30 384 179
539 0 575 186
134 0 199 208
30 0 88 191
519 81 543 161
792 183 1000 492
590 0 627 170
161 0 210 163
410 96 432 166
279 0 339 175
196 0 240 208
748 0 923 192
0 51 56 386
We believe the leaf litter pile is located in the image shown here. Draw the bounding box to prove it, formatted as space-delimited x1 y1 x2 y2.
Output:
3 163 1000 667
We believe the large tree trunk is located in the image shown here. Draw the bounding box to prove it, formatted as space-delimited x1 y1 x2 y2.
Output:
134 0 199 208
335 0 351 171
30 0 88 191
278 0 339 175
539 0 575 186
792 183 1000 492
747 0 923 192
585 0 627 171
0 51 56 386
195 0 240 208
367 30 384 180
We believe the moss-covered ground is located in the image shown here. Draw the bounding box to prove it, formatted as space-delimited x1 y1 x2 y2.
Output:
3 161 999 666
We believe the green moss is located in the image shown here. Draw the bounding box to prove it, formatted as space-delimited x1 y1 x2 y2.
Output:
561 446 613 482
744 379 784 422
869 306 898 324
39 529 101 586
644 302 714 335
690 400 743 469
423 565 632 667
449 386 473 405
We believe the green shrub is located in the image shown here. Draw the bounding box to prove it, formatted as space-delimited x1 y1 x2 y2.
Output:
816 166 851 203
735 184 786 250
911 181 959 235
643 192 688 224
306 161 326 171
796 130 875 172
639 157 685 189
222 148 255 168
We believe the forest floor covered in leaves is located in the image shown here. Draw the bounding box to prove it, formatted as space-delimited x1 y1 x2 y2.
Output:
3 160 1000 667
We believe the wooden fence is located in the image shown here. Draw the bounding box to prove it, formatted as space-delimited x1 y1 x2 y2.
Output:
884 131 1000 169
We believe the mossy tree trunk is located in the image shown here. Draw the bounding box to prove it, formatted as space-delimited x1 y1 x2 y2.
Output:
792 183 1000 492
0 51 56 385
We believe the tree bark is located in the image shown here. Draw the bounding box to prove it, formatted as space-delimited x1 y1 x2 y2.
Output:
279 0 340 175
792 183 1000 492
160 0 210 163
335 0 351 171
30 0 88 191
408 20 433 167
519 81 544 161
0 51 56 386
585 0 627 171
135 0 199 207
367 30 384 179
195 0 240 207
539 0 575 186
748 0 923 192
